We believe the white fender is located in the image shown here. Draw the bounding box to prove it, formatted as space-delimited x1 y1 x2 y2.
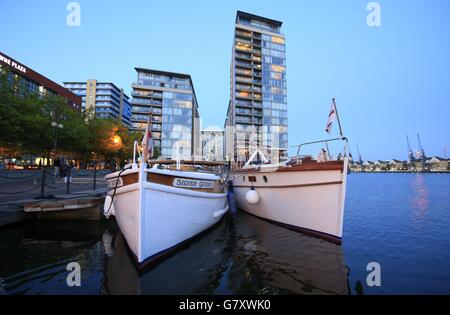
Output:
245 189 260 205
103 195 115 218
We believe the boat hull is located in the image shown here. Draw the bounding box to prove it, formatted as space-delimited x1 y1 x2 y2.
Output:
230 160 348 242
106 168 228 264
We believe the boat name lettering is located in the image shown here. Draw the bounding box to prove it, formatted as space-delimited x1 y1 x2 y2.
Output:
173 178 214 189
106 177 123 188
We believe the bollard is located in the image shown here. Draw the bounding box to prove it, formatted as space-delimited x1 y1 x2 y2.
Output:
93 167 97 190
38 167 46 199
66 167 71 194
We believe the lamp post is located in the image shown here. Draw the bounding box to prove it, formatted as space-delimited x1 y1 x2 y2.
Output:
51 121 64 155
112 134 122 170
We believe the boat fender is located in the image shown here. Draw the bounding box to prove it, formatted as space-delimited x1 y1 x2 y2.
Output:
103 195 115 218
245 186 260 205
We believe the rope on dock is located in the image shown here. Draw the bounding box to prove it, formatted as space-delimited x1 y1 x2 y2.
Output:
0 185 40 195
69 182 93 186
43 183 65 189
0 173 37 180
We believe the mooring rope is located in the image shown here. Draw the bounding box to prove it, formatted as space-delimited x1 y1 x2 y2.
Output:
104 165 132 216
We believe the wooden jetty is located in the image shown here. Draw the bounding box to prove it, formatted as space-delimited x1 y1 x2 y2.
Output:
23 195 106 221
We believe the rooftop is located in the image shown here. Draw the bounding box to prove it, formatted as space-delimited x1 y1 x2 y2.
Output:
236 10 283 28
135 67 192 80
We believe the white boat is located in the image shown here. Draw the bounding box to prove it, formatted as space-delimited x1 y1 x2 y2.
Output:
228 137 349 243
103 141 228 266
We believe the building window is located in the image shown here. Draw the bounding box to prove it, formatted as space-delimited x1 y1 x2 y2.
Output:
272 36 285 44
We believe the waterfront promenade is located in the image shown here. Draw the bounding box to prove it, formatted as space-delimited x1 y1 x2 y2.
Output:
0 169 109 204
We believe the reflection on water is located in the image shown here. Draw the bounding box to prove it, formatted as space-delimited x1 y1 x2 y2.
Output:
2 174 449 295
104 213 349 295
0 213 349 295
410 174 429 228
0 221 107 294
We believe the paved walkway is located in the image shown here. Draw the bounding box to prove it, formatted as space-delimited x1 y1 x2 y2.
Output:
0 169 110 205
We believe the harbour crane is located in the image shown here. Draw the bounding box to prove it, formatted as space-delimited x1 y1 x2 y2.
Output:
356 144 363 164
406 135 415 163
416 133 427 162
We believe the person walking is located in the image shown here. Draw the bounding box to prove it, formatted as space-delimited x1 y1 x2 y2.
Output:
53 157 61 182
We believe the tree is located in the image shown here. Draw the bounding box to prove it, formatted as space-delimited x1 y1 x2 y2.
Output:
0 69 151 166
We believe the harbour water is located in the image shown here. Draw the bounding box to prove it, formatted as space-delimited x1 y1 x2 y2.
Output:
0 173 449 295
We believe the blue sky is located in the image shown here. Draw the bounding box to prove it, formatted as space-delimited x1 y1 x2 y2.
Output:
1 0 449 160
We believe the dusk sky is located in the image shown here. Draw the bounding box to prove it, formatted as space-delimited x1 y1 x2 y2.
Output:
1 0 449 160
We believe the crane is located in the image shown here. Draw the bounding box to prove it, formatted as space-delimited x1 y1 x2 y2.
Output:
356 144 363 164
406 135 415 163
416 133 427 162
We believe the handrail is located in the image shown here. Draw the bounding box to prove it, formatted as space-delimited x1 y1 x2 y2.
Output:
291 137 348 163
133 140 141 166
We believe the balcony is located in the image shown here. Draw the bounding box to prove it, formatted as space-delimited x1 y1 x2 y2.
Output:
235 69 252 76
235 100 253 107
235 99 262 107
236 91 262 100
235 116 263 124
235 76 252 83
131 98 163 106
235 38 252 46
235 52 252 60
132 91 163 98
235 61 261 70
235 77 262 85
235 30 252 38
131 107 152 114
235 85 262 93
235 28 262 39
252 79 262 85
235 108 263 116
252 40 262 47
235 61 252 68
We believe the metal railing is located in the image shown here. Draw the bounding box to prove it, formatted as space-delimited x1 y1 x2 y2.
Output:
0 167 113 198
290 137 348 163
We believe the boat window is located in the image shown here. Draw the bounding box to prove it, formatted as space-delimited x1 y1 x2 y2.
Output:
263 175 268 183
243 176 245 182
248 176 257 182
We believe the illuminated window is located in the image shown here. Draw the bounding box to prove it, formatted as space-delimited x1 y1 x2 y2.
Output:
271 65 285 72
236 44 251 52
272 36 285 44
271 72 282 80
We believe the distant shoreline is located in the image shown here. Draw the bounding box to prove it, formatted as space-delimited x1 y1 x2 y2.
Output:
350 171 450 174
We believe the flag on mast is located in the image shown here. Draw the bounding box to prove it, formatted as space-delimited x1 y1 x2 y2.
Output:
141 114 154 161
325 100 337 134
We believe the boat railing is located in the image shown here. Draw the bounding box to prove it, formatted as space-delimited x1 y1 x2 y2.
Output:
291 137 348 164
132 140 141 168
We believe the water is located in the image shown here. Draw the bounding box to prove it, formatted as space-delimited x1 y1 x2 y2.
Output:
0 173 449 295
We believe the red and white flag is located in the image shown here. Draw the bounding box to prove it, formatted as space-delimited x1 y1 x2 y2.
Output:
141 115 154 161
325 101 337 134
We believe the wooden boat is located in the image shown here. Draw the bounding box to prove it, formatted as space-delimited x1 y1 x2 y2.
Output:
103 140 228 266
228 137 349 243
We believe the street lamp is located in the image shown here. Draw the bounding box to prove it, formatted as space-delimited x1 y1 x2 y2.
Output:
113 135 121 145
51 121 64 154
